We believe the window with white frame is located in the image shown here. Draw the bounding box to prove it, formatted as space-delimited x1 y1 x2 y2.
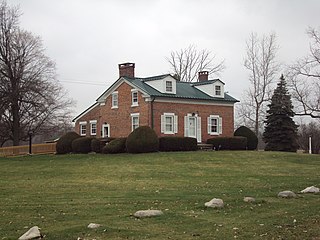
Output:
161 113 178 134
90 120 97 136
207 115 222 135
131 90 138 106
131 113 139 131
215 85 221 96
112 91 118 108
165 81 173 92
79 121 87 136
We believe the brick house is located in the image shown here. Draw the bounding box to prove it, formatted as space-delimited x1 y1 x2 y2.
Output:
73 63 238 143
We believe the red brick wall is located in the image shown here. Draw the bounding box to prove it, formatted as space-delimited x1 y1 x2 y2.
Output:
152 100 234 143
74 104 101 137
74 82 150 138
75 82 235 142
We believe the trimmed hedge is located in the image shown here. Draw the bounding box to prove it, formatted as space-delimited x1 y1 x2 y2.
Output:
159 137 197 152
56 131 81 154
72 137 94 153
102 138 127 154
91 138 105 153
126 126 159 153
207 136 247 150
234 126 258 150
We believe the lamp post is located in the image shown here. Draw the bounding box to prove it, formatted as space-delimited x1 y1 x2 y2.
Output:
28 130 33 155
309 135 312 154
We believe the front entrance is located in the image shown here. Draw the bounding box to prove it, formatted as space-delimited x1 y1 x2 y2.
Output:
184 115 201 142
102 124 110 138
188 117 197 138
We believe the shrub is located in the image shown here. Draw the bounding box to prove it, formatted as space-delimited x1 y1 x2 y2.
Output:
56 131 81 154
72 137 94 153
126 126 159 153
207 137 247 150
234 126 258 150
102 138 127 154
91 138 105 153
159 137 197 152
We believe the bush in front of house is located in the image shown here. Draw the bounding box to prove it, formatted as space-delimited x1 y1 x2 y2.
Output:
72 137 94 153
56 131 81 154
159 137 197 152
91 138 105 153
102 138 127 154
207 136 247 150
234 126 258 150
126 126 159 153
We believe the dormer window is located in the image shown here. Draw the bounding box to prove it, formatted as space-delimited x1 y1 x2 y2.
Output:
165 81 173 92
215 85 221 96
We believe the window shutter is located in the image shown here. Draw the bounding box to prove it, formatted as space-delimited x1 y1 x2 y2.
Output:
184 116 188 137
161 114 165 133
207 117 211 134
174 115 178 133
218 117 223 134
197 117 201 142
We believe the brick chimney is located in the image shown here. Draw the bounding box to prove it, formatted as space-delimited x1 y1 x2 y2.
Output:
198 71 209 82
119 63 135 78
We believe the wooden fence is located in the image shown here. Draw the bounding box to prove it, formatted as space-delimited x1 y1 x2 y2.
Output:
0 143 56 157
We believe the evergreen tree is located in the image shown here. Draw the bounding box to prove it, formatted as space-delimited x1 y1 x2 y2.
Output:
263 75 298 152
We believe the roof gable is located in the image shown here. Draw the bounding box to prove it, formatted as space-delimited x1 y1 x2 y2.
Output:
96 77 150 103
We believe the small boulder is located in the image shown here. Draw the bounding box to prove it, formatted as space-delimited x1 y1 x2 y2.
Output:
243 197 256 203
18 226 42 240
133 209 163 218
278 190 296 198
301 186 319 194
87 223 101 229
204 198 224 208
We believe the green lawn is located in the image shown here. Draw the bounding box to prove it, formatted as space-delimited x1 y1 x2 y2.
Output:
0 151 319 239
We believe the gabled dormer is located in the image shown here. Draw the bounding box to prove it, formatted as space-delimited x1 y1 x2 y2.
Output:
192 71 225 98
143 75 177 94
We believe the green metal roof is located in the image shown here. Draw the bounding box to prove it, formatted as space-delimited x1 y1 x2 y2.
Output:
123 76 239 103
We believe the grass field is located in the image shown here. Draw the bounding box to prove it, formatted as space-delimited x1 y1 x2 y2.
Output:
0 151 319 239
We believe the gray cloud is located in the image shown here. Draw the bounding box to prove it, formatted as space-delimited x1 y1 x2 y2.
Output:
8 0 320 115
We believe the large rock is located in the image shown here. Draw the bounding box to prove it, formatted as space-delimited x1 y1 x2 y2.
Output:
278 190 297 198
133 210 163 218
301 186 319 194
87 223 101 229
18 226 42 240
204 198 224 208
243 196 256 203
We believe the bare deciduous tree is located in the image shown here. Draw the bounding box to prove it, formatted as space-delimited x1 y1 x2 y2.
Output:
287 27 320 118
237 32 280 136
0 1 73 146
298 121 320 154
166 44 225 82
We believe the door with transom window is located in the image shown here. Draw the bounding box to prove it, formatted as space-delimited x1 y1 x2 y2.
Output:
184 114 202 142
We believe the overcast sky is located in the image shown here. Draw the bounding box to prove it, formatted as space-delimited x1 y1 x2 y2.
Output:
8 0 320 116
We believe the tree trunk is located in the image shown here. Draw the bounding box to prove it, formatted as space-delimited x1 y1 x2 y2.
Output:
12 97 20 146
255 107 259 136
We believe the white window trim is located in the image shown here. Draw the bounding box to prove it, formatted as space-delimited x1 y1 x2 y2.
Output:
131 89 139 107
111 91 118 109
207 115 222 135
161 113 178 134
165 80 173 93
215 85 222 96
131 113 140 131
79 122 87 136
90 120 97 136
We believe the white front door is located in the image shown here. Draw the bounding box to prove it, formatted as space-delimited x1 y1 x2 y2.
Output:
188 117 197 138
102 124 110 138
185 115 202 142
